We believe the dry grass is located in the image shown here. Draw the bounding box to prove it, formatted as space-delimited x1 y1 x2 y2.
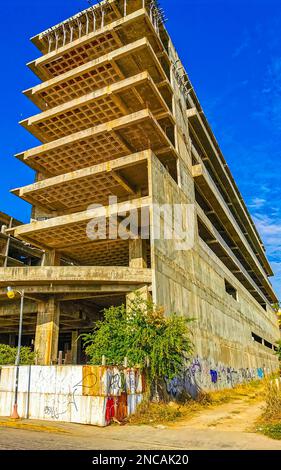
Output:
256 378 281 439
209 378 265 404
262 379 281 421
128 400 184 425
128 378 267 426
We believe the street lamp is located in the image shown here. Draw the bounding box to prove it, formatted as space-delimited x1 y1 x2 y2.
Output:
6 286 25 419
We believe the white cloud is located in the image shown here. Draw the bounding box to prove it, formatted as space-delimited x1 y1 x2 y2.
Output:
249 197 266 209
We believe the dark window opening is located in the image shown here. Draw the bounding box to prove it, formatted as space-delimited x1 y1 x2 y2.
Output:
252 332 263 345
225 280 238 300
264 339 273 349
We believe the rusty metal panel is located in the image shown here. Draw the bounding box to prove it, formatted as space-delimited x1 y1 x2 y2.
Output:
82 365 101 396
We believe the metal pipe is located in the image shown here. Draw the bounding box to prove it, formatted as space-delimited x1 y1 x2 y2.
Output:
11 289 25 419
25 365 31 419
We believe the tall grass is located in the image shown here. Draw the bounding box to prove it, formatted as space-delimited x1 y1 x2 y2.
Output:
262 379 281 422
257 378 281 440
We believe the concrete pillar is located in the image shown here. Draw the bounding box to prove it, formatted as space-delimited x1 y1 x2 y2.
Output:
128 239 150 310
34 297 60 365
41 249 60 266
129 238 147 268
126 286 151 311
71 330 79 365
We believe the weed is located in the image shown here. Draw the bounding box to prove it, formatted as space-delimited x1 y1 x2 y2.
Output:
258 423 281 440
129 378 268 426
128 400 183 425
256 378 281 440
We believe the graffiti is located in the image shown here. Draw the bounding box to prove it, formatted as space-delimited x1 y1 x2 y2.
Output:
38 366 143 423
165 357 269 399
0 365 144 427
72 367 140 397
210 370 218 384
165 359 203 399
44 405 61 420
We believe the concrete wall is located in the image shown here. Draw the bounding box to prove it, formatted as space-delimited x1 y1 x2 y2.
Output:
165 357 271 400
149 155 279 394
146 38 280 394
0 365 143 426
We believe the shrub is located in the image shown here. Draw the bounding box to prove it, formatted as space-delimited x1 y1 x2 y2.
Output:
0 344 35 365
259 423 281 440
82 295 193 385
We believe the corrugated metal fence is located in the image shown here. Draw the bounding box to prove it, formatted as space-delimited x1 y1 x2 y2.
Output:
0 365 144 426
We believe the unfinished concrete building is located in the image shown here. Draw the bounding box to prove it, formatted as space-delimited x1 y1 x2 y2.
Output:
0 0 279 379
0 212 42 345
0 212 42 269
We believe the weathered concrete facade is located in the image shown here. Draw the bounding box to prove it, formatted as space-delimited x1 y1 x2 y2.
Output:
0 0 279 383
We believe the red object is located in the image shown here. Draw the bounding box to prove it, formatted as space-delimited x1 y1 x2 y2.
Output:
105 397 115 423
116 393 127 422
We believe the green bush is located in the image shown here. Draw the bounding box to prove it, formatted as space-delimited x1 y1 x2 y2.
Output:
0 344 35 365
82 295 193 384
259 423 281 440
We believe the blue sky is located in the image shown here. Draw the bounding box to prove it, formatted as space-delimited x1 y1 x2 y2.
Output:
0 0 280 299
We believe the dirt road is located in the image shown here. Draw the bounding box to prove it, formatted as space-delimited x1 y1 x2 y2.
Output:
0 398 280 450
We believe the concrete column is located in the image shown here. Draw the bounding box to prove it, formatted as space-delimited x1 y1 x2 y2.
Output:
71 330 79 365
126 285 151 311
34 297 60 365
41 249 61 266
129 238 147 268
8 334 16 347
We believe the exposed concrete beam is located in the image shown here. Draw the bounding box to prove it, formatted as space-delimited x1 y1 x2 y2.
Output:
24 38 168 109
197 205 274 306
188 109 272 276
0 300 37 316
0 266 152 287
8 196 151 251
193 163 275 300
28 9 159 78
12 151 150 212
20 72 171 143
0 284 147 300
111 170 136 195
15 110 177 176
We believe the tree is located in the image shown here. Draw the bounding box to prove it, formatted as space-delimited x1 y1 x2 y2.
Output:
0 344 35 365
82 295 193 385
